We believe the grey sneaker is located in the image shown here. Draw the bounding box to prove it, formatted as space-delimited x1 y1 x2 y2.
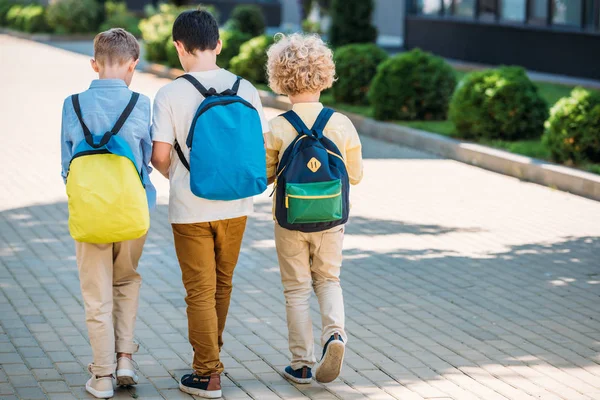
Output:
86 364 114 399
116 357 139 386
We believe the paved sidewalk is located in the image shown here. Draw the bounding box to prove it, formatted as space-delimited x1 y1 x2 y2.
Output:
1 34 600 400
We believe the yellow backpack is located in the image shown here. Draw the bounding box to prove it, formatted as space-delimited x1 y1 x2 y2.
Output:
66 92 149 243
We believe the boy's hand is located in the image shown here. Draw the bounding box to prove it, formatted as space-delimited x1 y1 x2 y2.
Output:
151 141 172 179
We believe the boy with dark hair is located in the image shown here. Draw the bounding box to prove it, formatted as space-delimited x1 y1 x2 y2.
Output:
151 10 269 399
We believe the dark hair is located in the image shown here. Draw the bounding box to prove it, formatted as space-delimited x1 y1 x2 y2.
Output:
172 9 219 53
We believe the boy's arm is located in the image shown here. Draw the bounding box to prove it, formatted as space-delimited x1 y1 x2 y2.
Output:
141 98 154 178
151 91 174 179
251 87 279 184
343 116 364 185
265 120 280 185
60 99 73 183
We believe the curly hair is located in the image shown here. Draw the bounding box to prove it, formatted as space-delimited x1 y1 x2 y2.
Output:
266 33 336 96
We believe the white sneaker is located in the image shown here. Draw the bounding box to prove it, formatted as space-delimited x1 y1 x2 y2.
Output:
116 357 139 386
86 365 114 399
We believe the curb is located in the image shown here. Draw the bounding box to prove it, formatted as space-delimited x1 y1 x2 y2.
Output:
258 90 600 202
0 28 95 42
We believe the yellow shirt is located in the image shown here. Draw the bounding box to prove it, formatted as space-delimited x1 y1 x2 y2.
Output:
265 102 364 185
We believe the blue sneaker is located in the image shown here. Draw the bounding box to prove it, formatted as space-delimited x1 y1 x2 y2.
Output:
283 365 312 384
315 333 345 383
179 372 222 398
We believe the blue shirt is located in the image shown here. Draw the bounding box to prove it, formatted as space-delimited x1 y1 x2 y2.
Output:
60 79 156 209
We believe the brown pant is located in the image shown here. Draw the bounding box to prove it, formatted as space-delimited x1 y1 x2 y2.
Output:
172 216 247 375
75 235 145 376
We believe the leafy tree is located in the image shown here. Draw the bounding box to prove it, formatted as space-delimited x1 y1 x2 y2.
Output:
329 0 377 47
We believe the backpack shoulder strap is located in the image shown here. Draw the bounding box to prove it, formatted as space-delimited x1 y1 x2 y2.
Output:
110 92 140 135
231 76 242 95
281 110 310 136
71 92 139 148
174 141 190 171
310 107 335 138
177 74 211 97
71 94 93 146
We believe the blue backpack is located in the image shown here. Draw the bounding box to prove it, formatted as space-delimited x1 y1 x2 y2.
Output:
174 74 267 201
274 108 350 232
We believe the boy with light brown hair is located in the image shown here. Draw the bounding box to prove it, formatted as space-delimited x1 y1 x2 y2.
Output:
60 28 155 398
265 33 363 384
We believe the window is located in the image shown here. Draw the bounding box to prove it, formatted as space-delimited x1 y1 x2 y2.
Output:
443 0 453 15
502 0 526 21
455 0 475 17
528 0 548 24
553 0 582 25
480 0 498 20
415 0 442 15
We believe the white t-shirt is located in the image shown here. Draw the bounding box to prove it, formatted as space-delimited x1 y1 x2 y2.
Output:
152 69 269 224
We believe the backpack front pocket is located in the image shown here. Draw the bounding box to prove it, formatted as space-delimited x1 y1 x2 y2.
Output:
285 180 342 224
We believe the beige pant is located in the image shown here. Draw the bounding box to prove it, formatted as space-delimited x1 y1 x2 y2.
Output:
75 235 145 376
274 224 347 370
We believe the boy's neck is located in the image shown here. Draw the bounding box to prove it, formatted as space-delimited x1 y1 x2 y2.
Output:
289 92 321 105
183 52 220 73
98 66 129 82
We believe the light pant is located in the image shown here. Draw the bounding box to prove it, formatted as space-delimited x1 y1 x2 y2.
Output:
274 224 347 370
75 235 145 376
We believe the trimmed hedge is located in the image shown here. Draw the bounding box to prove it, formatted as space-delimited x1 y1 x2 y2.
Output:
449 66 548 141
46 0 101 34
369 49 456 121
219 29 251 70
543 88 600 164
333 43 387 105
329 0 377 47
229 34 274 84
228 5 265 37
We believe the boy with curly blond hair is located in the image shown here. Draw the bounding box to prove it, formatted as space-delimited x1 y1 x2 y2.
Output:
265 33 363 384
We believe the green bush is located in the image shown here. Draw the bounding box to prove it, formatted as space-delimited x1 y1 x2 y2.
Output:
165 36 180 68
0 0 19 26
100 1 141 37
218 29 251 70
229 34 274 84
140 4 218 64
329 0 377 47
5 4 22 29
449 66 548 141
46 0 101 34
369 49 456 121
139 4 179 62
228 5 265 37
543 88 600 164
20 4 49 32
333 43 387 104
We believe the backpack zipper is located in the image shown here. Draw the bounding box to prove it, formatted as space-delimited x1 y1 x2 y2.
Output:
285 192 342 208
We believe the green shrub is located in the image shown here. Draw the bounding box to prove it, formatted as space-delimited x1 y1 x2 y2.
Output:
543 88 600 164
333 43 387 104
329 0 377 47
139 4 178 62
20 4 49 32
228 5 265 37
301 18 322 34
47 0 101 34
229 35 274 84
449 66 548 141
5 4 23 29
165 36 180 68
369 49 456 121
100 1 141 37
218 29 251 70
0 0 20 26
140 4 218 64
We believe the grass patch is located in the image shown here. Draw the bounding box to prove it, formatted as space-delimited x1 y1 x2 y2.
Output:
396 120 456 137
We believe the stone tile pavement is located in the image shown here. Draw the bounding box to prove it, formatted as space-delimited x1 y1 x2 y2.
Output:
1 34 600 399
